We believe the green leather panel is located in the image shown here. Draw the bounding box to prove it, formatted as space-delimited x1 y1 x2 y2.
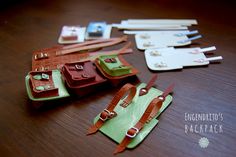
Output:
98 55 131 76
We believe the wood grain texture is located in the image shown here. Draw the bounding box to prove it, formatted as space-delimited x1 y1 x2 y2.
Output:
0 0 235 157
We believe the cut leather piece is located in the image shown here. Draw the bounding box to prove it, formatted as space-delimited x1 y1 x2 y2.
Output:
32 47 132 72
91 83 172 149
25 70 70 101
94 54 139 85
61 61 107 96
135 31 191 50
87 83 137 135
56 36 128 56
144 47 221 71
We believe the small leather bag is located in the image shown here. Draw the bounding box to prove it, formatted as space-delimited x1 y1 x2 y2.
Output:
25 70 70 101
87 75 174 154
61 60 107 96
94 54 139 85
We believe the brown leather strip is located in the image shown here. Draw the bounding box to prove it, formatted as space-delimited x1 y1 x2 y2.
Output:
139 74 158 96
87 83 136 135
114 84 174 154
56 36 128 55
61 37 126 50
147 83 175 121
32 45 132 71
161 83 175 98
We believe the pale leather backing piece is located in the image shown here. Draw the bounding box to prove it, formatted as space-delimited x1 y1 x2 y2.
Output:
135 31 191 50
144 47 210 71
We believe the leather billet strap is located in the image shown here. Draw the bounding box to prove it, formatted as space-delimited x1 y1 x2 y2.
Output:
56 36 128 56
113 84 174 154
87 83 137 135
139 74 158 96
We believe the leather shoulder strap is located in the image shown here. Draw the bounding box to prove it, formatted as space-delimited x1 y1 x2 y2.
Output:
87 83 136 135
56 36 128 56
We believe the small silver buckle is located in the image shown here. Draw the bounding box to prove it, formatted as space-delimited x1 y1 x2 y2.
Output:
99 109 115 122
75 64 83 70
126 127 139 138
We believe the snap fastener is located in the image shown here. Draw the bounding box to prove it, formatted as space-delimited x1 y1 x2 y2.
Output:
150 50 161 56
154 62 167 68
140 34 150 39
143 42 153 47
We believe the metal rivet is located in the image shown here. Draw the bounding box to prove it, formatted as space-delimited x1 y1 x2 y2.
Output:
154 62 167 68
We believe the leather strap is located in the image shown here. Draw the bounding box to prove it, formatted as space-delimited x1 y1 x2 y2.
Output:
56 36 128 56
139 74 158 96
113 84 174 154
148 83 175 122
87 83 137 135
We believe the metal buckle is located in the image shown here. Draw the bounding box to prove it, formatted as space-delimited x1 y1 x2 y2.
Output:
34 52 48 60
104 58 117 63
81 73 89 78
42 73 50 80
99 109 116 122
126 127 139 138
75 64 83 70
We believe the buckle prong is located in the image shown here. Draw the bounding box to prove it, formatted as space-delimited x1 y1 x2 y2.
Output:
99 109 116 122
